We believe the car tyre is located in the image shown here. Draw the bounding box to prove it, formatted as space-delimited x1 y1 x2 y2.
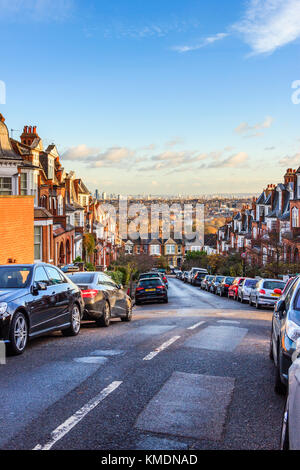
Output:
96 301 111 328
274 344 287 395
62 304 81 337
121 301 132 322
7 311 28 356
163 297 169 303
280 399 290 450
256 298 261 309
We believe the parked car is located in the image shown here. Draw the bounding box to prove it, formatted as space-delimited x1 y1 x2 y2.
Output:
67 271 132 327
139 272 168 289
0 263 84 355
228 277 245 300
216 277 235 297
210 276 226 294
237 278 258 303
204 275 215 291
135 277 168 305
280 353 300 450
61 263 80 273
183 271 189 283
191 269 209 286
188 268 208 285
176 271 183 280
201 275 214 290
270 276 300 394
249 278 286 309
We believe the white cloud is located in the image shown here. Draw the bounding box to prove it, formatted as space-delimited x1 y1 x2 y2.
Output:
62 144 100 161
202 152 249 169
0 0 73 21
62 145 135 168
235 116 274 137
233 0 300 55
172 33 229 53
279 152 300 167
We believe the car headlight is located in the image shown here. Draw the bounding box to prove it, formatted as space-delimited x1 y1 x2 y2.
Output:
0 302 8 315
286 319 300 343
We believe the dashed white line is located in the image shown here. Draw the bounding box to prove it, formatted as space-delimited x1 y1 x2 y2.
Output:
33 381 122 451
143 336 181 361
187 321 205 330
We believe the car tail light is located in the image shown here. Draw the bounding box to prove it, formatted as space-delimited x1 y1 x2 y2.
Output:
274 289 282 295
81 289 98 299
259 289 266 295
136 287 145 291
163 277 167 282
225 284 229 287
157 285 165 289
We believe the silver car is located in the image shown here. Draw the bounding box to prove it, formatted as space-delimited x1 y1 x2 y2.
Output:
237 278 258 303
249 278 286 309
280 350 300 450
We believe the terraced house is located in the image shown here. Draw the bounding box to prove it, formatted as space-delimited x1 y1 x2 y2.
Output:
0 114 119 270
217 167 300 270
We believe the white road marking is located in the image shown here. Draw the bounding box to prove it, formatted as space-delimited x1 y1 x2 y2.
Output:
33 381 122 451
187 321 205 330
217 320 240 325
143 336 181 361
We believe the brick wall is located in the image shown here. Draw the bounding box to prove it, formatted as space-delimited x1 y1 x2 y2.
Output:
0 196 34 264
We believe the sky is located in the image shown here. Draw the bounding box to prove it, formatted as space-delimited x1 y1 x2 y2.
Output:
0 0 300 196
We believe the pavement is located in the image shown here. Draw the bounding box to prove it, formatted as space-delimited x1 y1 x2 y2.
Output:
0 277 286 450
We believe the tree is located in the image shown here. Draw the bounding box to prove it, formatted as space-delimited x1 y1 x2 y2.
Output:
183 251 208 271
83 233 95 263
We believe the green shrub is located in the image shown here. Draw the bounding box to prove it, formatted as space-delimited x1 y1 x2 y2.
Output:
85 262 95 272
107 270 124 285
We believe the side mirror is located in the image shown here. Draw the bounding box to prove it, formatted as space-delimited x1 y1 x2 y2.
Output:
275 299 286 318
31 281 47 295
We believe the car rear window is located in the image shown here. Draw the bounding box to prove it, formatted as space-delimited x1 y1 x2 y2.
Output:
245 280 257 287
263 281 286 290
139 279 162 287
68 273 95 284
216 276 224 282
225 277 235 283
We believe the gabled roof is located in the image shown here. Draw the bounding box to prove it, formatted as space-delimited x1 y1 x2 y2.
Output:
256 191 266 204
0 116 22 161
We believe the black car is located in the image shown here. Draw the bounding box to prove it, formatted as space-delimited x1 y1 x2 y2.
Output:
210 276 226 294
216 277 235 297
135 278 168 305
0 263 84 355
139 272 168 288
67 272 132 327
270 276 300 394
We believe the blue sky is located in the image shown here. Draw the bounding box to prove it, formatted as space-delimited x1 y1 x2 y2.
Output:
0 0 300 195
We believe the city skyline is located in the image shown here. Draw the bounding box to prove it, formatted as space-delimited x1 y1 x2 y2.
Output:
1 0 300 195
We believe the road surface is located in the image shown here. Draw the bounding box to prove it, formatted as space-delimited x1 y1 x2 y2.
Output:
0 277 285 450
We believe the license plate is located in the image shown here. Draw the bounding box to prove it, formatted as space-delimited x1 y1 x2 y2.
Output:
145 289 156 292
272 293 280 297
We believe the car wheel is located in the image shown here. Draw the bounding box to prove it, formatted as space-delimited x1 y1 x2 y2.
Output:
240 295 244 304
163 297 169 303
269 326 274 361
8 311 28 355
96 301 111 328
280 399 290 450
62 304 81 337
255 297 261 309
274 344 287 395
121 301 132 322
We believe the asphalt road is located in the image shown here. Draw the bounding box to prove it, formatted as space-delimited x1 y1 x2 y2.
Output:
0 278 286 450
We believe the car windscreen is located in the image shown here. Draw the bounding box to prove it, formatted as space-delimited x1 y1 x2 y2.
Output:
0 266 32 288
263 281 286 290
225 277 235 284
245 280 257 288
138 279 162 288
68 273 95 284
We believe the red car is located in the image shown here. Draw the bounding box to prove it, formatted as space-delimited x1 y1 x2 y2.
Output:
228 277 245 300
